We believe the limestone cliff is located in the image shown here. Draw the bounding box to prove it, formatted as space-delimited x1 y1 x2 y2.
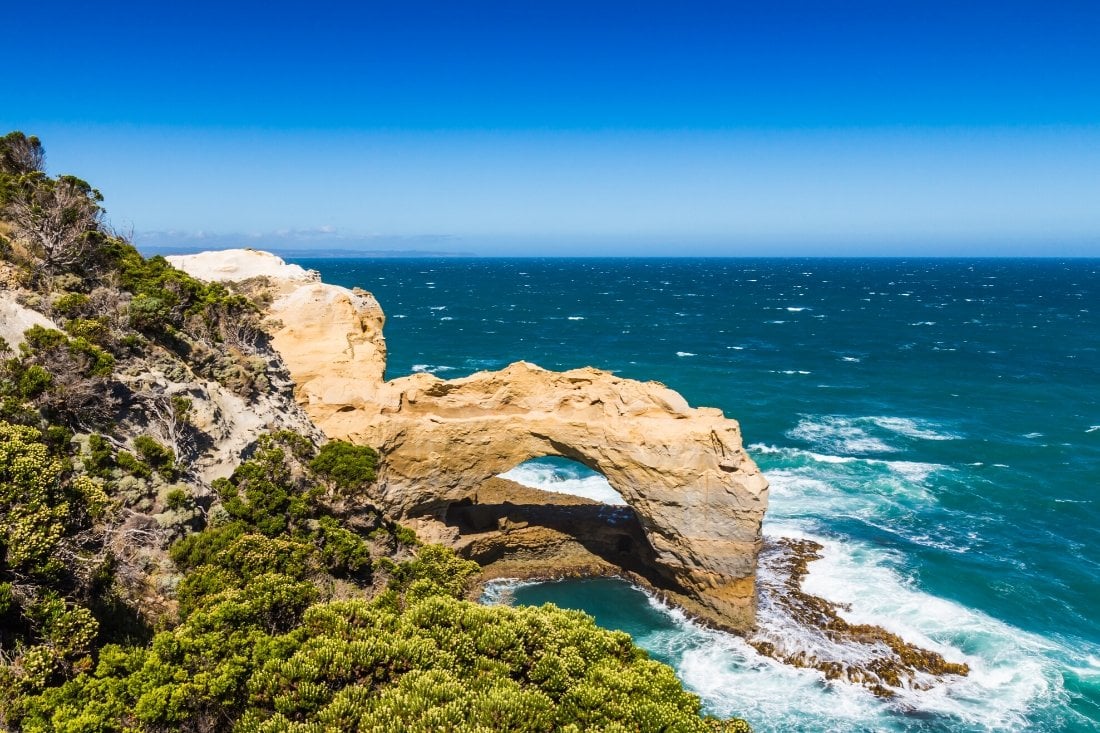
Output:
171 249 769 632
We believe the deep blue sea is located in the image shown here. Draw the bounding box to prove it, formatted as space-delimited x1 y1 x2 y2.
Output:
298 257 1100 732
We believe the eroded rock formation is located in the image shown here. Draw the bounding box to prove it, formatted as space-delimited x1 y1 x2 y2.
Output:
170 249 769 631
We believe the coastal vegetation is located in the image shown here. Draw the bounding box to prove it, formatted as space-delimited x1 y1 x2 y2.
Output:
0 131 752 731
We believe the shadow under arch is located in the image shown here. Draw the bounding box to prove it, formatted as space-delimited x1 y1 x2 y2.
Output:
436 455 672 590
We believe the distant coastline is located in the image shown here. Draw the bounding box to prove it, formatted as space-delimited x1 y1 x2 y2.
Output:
137 243 476 258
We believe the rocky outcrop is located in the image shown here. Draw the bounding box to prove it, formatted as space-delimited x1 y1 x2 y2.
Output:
0 291 57 348
171 249 769 631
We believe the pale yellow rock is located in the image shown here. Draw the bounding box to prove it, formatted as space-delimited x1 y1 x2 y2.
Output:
170 249 769 631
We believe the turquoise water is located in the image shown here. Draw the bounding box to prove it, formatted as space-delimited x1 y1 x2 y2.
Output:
299 257 1100 732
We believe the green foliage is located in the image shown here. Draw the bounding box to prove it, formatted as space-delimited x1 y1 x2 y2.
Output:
51 292 90 318
84 434 114 478
0 421 71 577
0 167 103 276
169 395 192 422
315 517 372 576
170 521 247 573
132 435 175 480
0 422 111 581
387 543 480 602
0 326 116 428
164 488 189 511
114 450 151 479
394 523 420 547
63 317 110 346
0 132 44 175
2 416 754 731
308 440 378 492
10 560 750 732
173 432 378 587
126 292 170 332
0 421 114 709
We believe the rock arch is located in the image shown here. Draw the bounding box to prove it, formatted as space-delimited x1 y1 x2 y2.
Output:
168 250 769 632
328 362 768 631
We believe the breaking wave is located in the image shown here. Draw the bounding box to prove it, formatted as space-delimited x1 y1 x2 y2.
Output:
497 456 627 506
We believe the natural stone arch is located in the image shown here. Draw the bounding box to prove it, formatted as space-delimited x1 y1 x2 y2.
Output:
327 362 768 631
168 250 769 632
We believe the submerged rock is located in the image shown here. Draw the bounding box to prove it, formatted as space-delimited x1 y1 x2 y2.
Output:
751 537 969 697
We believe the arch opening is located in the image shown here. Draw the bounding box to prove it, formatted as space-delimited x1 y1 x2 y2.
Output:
497 456 628 506
436 455 664 584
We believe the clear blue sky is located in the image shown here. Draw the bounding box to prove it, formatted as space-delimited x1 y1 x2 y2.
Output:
4 0 1099 255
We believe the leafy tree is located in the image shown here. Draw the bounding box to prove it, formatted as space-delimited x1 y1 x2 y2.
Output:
0 172 103 275
1 326 116 429
0 132 45 176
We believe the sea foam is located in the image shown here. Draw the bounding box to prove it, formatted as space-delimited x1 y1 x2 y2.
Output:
497 458 627 506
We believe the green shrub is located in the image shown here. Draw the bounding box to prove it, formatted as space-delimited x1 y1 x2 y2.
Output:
309 440 378 491
394 523 420 547
9 561 753 732
115 450 151 479
16 364 51 398
84 433 114 477
52 292 90 317
170 521 247 571
127 293 169 331
389 544 480 601
64 317 110 345
165 488 189 511
133 435 175 480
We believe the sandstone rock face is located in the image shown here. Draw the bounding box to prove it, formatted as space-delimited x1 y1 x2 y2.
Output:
171 250 769 631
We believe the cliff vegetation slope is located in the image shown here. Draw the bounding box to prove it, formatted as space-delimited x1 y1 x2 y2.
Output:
0 132 751 732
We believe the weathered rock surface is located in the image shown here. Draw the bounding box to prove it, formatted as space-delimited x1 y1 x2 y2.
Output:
171 249 769 631
0 291 57 348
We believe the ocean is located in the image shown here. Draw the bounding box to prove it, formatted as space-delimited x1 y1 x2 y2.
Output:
297 257 1100 732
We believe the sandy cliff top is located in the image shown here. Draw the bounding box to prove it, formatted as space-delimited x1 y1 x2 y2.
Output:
165 248 317 283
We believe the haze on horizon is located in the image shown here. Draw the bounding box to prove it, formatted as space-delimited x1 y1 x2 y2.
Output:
4 0 1099 257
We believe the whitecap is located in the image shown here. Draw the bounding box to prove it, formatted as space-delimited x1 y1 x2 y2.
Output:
1022 432 1044 439
411 364 456 375
676 351 697 357
868 416 960 441
841 356 861 362
765 527 1079 731
429 305 447 310
786 306 810 312
439 316 454 321
493 534 1087 732
497 459 627 506
1087 425 1100 433
788 416 895 454
567 316 585 320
